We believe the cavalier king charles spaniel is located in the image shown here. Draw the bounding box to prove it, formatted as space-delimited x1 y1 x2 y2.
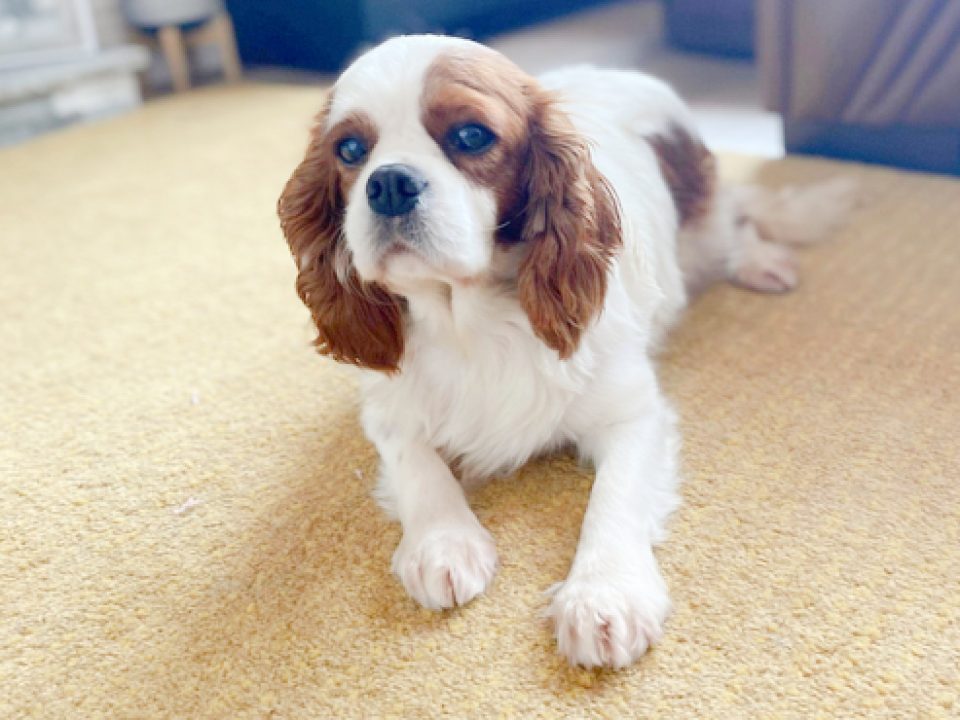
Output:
278 35 854 668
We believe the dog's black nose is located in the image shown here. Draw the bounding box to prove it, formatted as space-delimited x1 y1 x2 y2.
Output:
366 164 427 217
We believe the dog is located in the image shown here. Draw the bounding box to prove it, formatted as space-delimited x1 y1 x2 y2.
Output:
278 35 854 668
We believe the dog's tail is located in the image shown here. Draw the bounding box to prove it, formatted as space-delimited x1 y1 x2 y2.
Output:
679 175 859 295
733 176 859 247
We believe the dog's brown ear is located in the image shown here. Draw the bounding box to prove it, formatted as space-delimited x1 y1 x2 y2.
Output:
517 91 622 358
278 108 404 373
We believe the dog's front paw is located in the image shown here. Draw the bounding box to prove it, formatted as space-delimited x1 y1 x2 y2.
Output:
547 572 671 669
392 523 498 610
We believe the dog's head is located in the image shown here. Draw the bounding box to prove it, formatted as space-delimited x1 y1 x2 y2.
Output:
278 35 621 373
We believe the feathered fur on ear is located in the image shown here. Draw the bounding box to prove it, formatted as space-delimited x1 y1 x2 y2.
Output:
277 108 404 373
517 91 622 359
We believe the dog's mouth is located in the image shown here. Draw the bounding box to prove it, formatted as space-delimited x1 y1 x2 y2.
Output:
369 213 485 287
378 241 411 263
372 215 430 263
375 212 426 242
372 232 424 279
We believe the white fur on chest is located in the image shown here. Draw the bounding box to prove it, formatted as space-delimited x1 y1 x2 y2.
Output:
362 283 592 479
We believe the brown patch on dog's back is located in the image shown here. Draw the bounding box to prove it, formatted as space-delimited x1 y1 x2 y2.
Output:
649 123 716 226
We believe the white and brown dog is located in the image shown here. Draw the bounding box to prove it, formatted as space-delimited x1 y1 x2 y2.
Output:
279 35 853 668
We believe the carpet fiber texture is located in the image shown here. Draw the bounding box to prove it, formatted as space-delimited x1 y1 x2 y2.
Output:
1 84 958 719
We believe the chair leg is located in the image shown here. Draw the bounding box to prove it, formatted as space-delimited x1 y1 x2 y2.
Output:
157 25 191 92
211 13 243 83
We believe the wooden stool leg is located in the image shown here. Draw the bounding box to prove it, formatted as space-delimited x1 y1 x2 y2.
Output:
158 25 191 92
211 13 242 83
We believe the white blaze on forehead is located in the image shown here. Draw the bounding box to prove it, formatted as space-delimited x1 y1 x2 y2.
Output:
326 35 487 131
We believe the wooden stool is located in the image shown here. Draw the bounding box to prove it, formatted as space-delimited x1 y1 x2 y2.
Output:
152 13 242 92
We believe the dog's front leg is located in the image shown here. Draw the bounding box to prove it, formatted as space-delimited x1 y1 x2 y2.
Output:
549 397 680 668
371 426 498 610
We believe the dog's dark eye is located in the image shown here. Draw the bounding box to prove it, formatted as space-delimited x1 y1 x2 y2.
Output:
336 137 368 165
447 123 496 154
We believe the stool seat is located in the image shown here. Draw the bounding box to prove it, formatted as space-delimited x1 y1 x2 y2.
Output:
123 0 222 29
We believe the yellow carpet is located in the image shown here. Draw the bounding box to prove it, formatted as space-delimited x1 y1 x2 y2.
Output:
2 84 958 719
